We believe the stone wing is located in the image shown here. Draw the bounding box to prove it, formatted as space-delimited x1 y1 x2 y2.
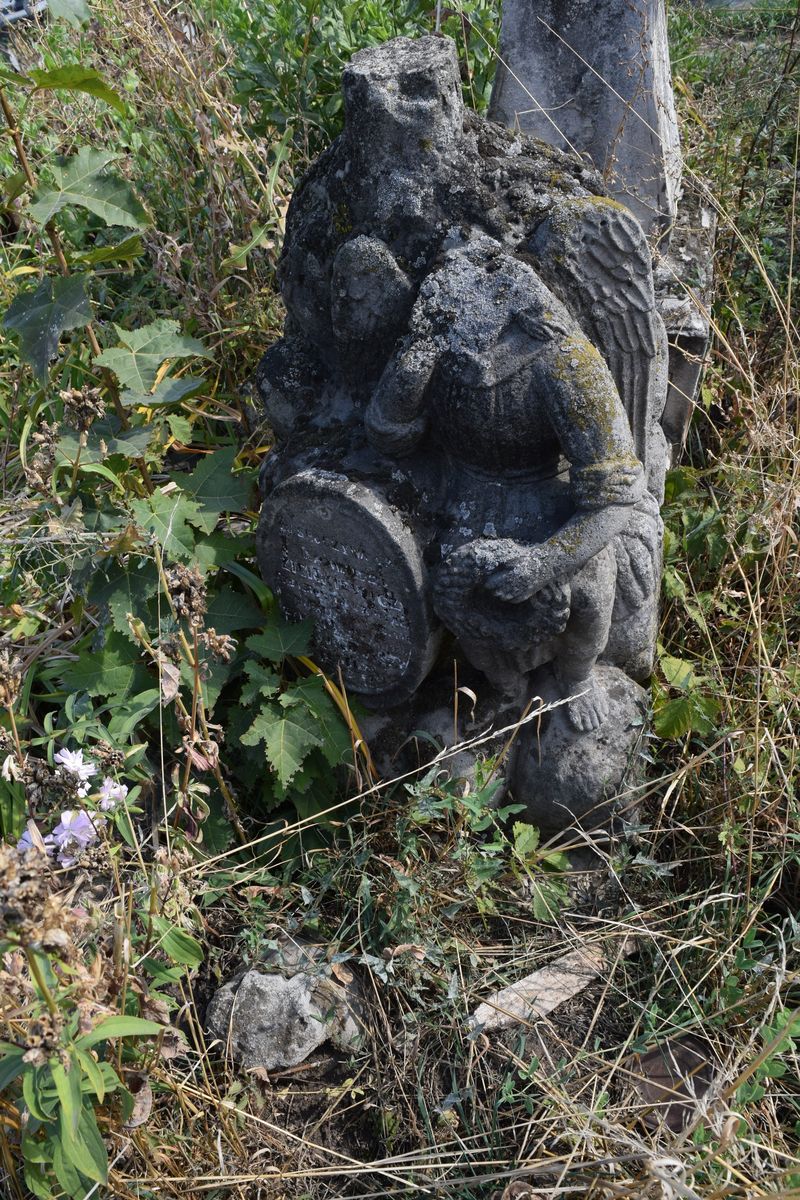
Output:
527 197 663 472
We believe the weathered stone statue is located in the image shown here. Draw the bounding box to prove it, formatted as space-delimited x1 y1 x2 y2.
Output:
256 36 669 839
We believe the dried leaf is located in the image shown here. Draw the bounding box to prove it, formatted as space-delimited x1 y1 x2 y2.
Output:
631 1034 715 1132
122 1072 153 1130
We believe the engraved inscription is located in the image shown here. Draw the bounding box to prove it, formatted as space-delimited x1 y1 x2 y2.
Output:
275 520 413 693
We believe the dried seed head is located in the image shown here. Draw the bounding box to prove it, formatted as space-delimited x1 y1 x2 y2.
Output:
165 564 207 627
93 741 126 773
200 627 236 662
0 842 50 941
0 637 24 708
25 421 59 493
59 385 106 433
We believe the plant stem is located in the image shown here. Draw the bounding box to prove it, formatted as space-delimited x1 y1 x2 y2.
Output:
25 948 59 1019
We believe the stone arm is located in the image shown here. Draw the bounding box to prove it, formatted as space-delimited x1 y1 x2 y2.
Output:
364 336 439 456
487 335 645 602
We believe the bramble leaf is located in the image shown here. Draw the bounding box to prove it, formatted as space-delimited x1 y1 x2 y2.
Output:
97 319 209 393
29 148 149 228
29 66 126 115
2 275 91 380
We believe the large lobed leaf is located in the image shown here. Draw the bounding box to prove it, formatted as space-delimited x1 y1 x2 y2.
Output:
2 275 91 381
29 147 149 229
28 66 126 115
97 319 210 393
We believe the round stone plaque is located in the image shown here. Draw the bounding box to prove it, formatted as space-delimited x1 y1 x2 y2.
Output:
257 469 440 707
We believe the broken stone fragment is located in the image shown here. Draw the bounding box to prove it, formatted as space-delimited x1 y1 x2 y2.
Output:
206 948 363 1070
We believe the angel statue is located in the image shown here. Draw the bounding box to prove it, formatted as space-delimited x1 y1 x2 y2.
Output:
365 230 654 731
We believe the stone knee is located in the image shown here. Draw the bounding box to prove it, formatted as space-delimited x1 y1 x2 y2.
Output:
559 546 617 681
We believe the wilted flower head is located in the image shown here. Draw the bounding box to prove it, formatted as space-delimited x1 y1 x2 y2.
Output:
165 564 207 628
0 636 24 708
50 809 102 868
54 747 97 797
98 777 128 812
59 385 105 433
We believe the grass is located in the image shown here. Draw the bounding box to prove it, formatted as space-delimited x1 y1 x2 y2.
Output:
0 0 798 1197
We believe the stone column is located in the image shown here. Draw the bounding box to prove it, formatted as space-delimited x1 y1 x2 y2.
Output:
489 0 682 243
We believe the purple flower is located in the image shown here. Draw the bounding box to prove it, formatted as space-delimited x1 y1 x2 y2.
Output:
97 777 128 812
16 826 54 856
54 748 96 797
50 809 101 868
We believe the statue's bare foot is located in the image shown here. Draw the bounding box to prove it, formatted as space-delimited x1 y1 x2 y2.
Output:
565 676 609 732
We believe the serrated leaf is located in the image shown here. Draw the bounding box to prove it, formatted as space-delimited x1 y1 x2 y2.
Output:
55 419 152 466
291 676 351 767
654 695 695 739
3 274 91 381
130 489 202 560
246 618 312 661
195 531 252 572
205 586 264 634
88 559 159 637
122 374 207 409
240 660 280 705
29 66 126 115
97 319 210 393
182 446 255 530
241 702 322 789
30 147 148 228
660 654 698 692
49 0 90 26
60 630 146 699
513 821 540 858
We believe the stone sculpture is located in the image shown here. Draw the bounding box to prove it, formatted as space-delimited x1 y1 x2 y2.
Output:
255 35 669 838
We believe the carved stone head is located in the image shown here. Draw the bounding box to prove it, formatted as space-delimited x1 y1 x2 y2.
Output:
342 35 463 162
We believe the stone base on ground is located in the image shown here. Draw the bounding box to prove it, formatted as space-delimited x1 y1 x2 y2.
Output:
510 664 647 845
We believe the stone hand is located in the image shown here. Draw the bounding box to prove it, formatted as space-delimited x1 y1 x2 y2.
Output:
485 544 552 603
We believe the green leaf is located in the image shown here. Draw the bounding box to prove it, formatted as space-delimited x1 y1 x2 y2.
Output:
96 319 209 393
654 695 695 739
29 66 126 115
51 1057 82 1140
181 446 255 531
75 1049 107 1104
0 1045 26 1092
74 233 144 267
246 618 312 661
30 148 149 229
205 586 265 634
53 1139 84 1198
151 918 204 967
48 0 90 26
3 275 91 381
76 1015 163 1051
195 532 252 572
89 559 159 638
241 700 323 789
60 630 146 699
122 375 207 409
61 1108 107 1184
660 654 698 692
291 676 351 767
240 660 280 705
513 821 540 859
130 489 203 560
55 420 153 467
24 1163 54 1200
